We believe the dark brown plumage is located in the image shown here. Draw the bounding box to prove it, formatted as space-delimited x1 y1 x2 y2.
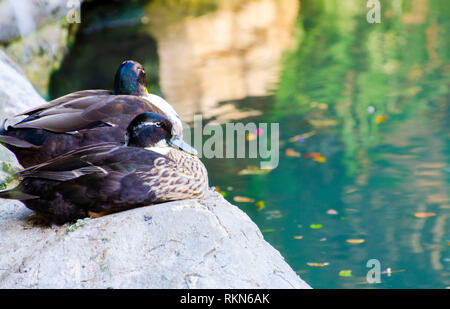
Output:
0 60 182 167
0 113 208 224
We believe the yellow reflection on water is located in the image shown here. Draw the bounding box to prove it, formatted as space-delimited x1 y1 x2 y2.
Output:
143 0 299 122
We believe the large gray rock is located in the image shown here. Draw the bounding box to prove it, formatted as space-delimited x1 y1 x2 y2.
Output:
0 50 40 185
0 50 45 118
0 191 311 288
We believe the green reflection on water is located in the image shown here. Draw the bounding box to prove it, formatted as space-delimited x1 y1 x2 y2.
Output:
43 0 450 288
205 0 450 289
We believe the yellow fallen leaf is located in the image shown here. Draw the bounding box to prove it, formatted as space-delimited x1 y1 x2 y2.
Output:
293 235 303 239
339 270 352 277
376 115 388 123
308 119 339 127
233 196 255 203
285 148 301 157
414 212 436 218
314 155 327 163
307 262 329 267
255 201 266 211
261 228 275 233
346 239 365 244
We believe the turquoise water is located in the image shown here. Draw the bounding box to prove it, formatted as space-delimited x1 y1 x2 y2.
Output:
46 0 450 288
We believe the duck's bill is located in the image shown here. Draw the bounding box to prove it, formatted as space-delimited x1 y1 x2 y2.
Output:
169 137 198 156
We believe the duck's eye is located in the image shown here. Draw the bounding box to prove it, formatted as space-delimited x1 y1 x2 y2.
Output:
154 122 162 128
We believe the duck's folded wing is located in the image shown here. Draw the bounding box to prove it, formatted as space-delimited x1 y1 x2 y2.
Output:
18 144 167 182
81 95 163 122
0 135 40 148
16 89 112 117
12 95 162 133
18 143 120 181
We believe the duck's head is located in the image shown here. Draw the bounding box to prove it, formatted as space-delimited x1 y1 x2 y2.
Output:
125 112 197 155
114 60 148 96
114 60 183 139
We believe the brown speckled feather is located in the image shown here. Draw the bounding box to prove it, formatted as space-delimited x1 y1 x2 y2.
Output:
140 149 209 202
6 144 209 223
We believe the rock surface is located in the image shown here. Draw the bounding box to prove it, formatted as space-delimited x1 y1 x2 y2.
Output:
0 0 80 96
0 191 311 289
0 50 45 118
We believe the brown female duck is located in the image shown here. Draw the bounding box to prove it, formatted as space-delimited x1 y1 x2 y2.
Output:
0 60 183 167
0 112 207 224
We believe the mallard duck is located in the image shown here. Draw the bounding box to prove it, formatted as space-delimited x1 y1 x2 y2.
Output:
0 112 208 224
0 60 183 167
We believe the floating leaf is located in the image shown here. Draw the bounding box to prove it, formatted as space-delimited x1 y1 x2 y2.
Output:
261 228 275 233
237 166 273 176
285 148 301 157
310 224 323 229
304 152 322 158
300 120 311 126
214 187 228 197
346 239 365 244
308 119 339 127
381 268 406 276
307 262 329 267
255 200 266 211
339 270 352 277
313 155 327 163
326 209 338 215
289 131 316 142
414 212 436 218
233 196 255 203
293 235 303 239
320 237 327 241
265 210 282 219
375 115 388 124
310 102 328 110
